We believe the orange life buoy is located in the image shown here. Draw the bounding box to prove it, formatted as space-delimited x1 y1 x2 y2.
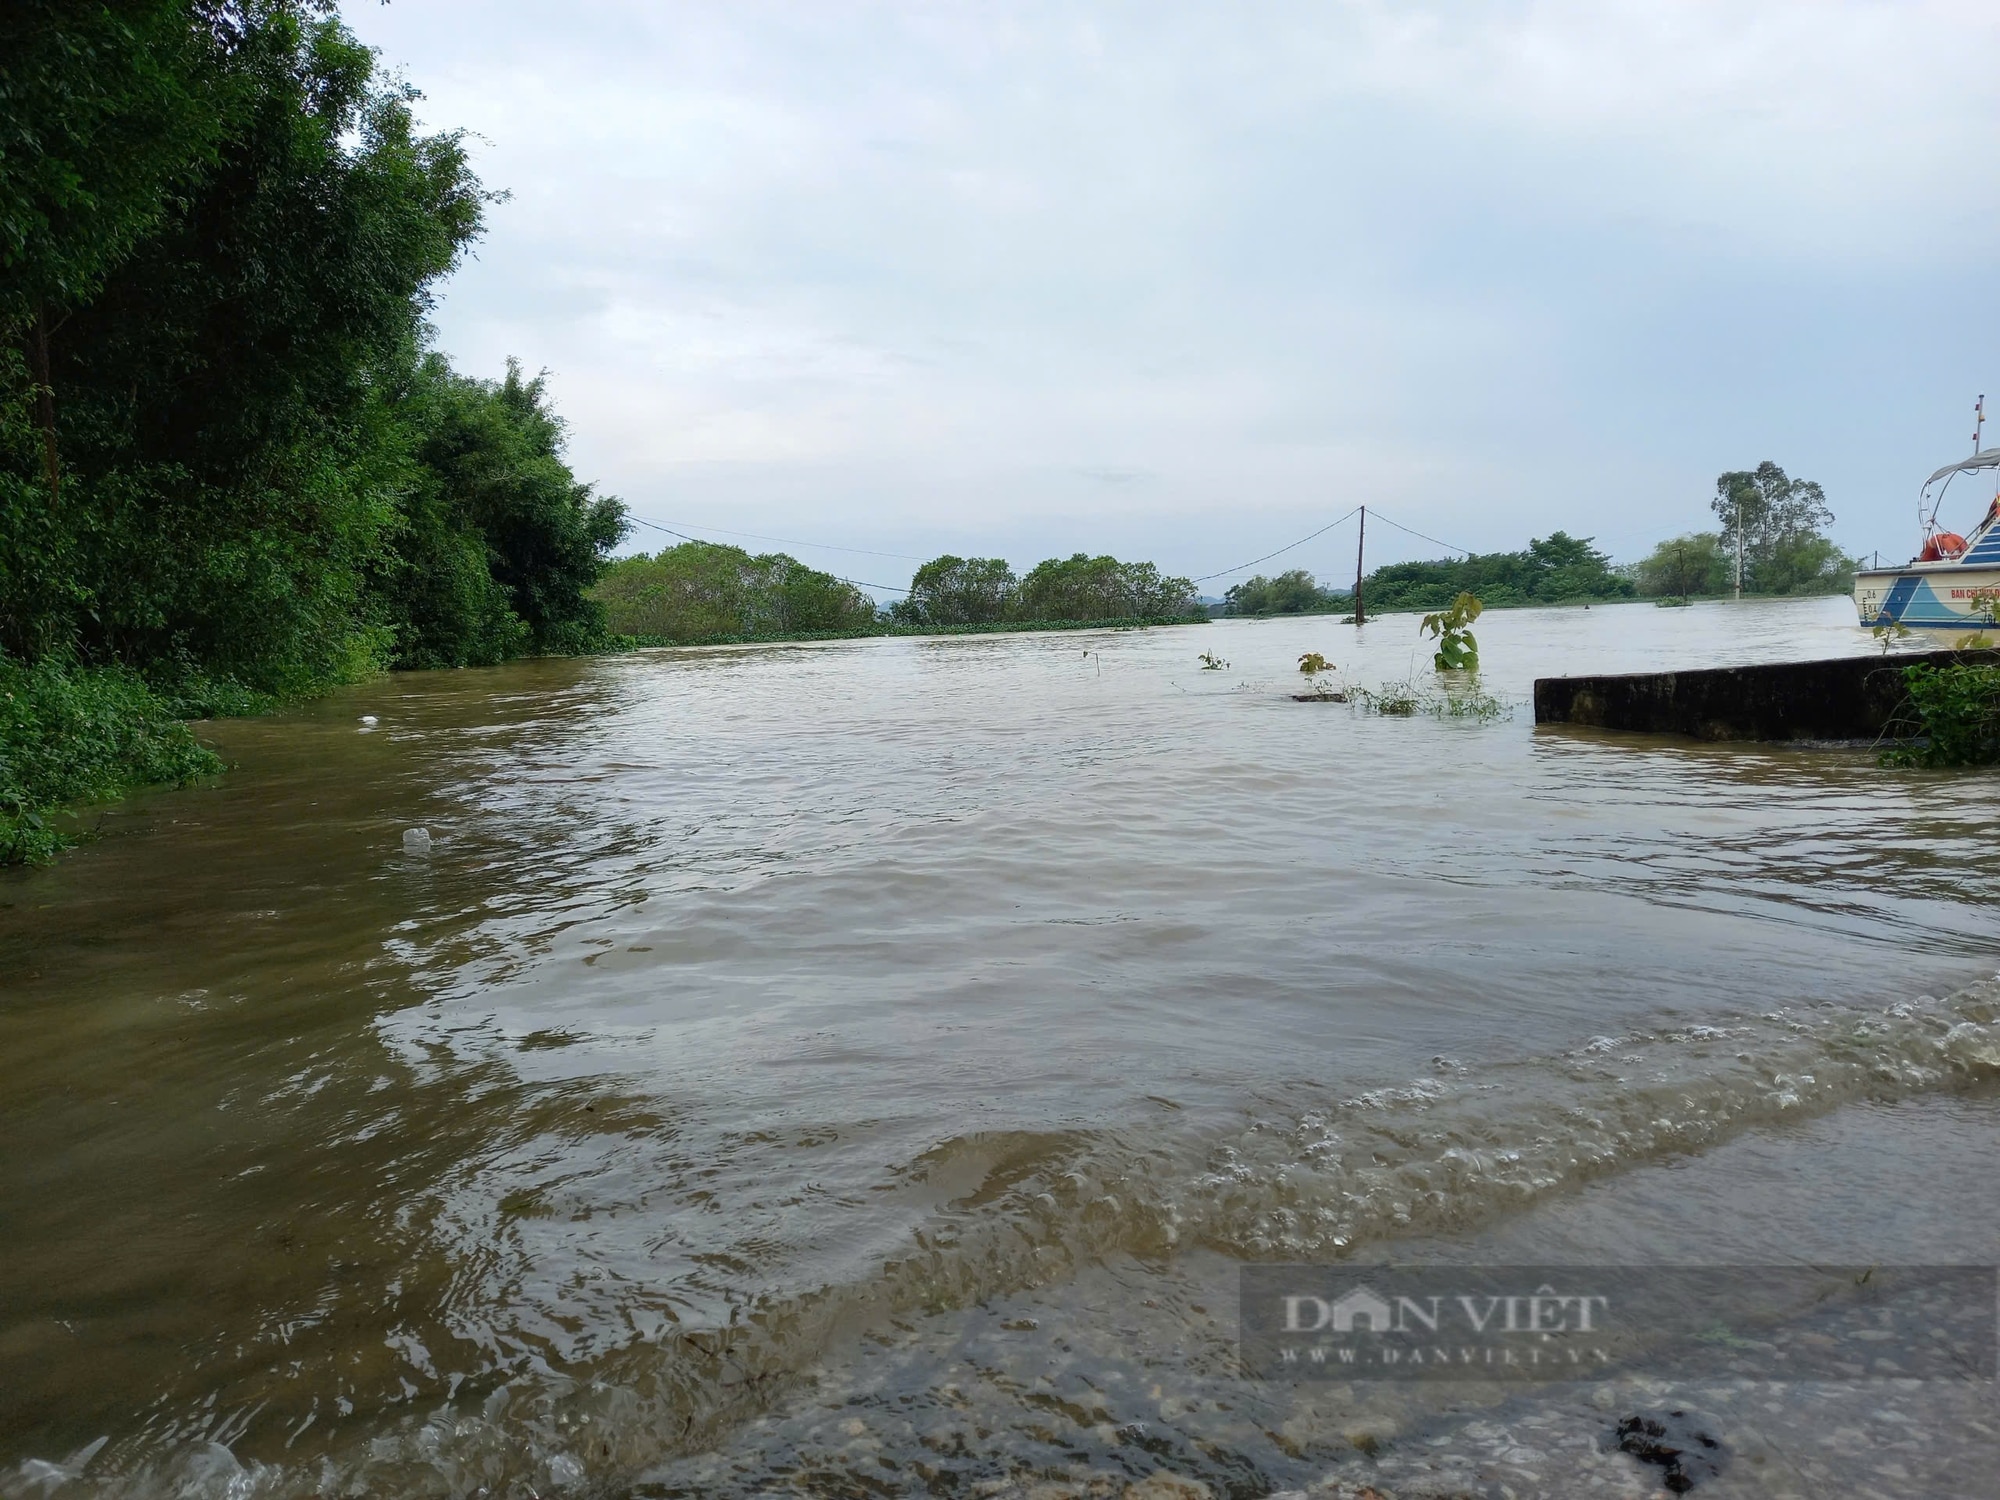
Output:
1921 532 1968 562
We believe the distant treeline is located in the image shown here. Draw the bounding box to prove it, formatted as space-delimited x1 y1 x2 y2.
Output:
595 545 1203 642
1217 467 1855 619
1218 531 1630 616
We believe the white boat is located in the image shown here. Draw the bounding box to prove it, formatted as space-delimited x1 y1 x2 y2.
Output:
1853 430 2000 633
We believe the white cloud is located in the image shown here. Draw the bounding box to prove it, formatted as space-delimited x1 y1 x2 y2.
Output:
350 0 2000 580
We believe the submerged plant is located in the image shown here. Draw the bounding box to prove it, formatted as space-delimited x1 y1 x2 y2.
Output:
1198 650 1228 670
1872 620 1914 654
1290 653 1346 700
1419 593 1483 672
1655 596 1691 608
1352 677 1510 721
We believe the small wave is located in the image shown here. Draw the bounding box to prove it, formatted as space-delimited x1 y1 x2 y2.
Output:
16 977 2000 1499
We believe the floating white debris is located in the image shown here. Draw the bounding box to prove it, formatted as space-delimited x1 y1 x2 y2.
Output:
402 827 432 854
359 715 378 728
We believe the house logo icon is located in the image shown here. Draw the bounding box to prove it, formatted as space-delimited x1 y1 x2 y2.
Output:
1329 1286 1394 1333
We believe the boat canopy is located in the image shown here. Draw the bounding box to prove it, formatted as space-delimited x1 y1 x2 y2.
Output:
1924 448 2000 487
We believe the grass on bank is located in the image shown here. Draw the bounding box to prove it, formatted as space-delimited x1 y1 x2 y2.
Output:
0 659 269 865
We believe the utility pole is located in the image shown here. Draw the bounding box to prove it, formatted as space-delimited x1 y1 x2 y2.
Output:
1734 507 1744 600
1353 505 1366 625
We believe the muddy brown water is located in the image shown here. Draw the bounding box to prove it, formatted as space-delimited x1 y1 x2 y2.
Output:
3 596 1996 1497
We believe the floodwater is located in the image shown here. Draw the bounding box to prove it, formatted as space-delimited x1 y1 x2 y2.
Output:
3 595 1997 1498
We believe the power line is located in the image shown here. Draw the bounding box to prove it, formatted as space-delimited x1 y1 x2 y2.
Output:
1190 507 1362 583
628 501 1480 598
1367 510 1473 557
627 514 911 592
626 513 926 562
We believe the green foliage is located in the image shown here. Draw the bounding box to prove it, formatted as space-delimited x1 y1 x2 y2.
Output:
1883 663 2000 768
1222 568 1349 616
386 357 627 667
0 1 245 314
901 555 1017 626
2 3 623 702
1873 620 1914 655
3 3 491 686
885 550 1201 628
1297 651 1330 674
1361 532 1630 612
1708 461 1852 595
1634 533 1731 598
0 653 223 863
594 542 876 643
1014 553 1200 622
1419 591 1482 671
1197 650 1226 670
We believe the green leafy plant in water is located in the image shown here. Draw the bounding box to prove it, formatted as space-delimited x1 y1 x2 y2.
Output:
1291 652 1346 700
1872 620 1914 655
1882 662 2000 767
1419 592 1483 672
1655 595 1691 608
1198 650 1228 670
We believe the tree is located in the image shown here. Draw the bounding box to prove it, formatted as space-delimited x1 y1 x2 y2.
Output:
1521 531 1627 601
386 357 627 667
3 3 491 688
1634 533 1730 597
1710 461 1841 594
1 0 243 509
905 554 1016 625
593 542 875 642
1359 534 1632 613
1221 568 1344 615
1013 553 1199 621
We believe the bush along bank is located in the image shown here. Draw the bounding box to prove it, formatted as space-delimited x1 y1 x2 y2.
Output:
1884 661 2000 768
0 658 265 863
4 5 629 862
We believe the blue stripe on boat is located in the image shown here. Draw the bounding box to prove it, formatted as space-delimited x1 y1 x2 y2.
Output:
1876 575 1921 622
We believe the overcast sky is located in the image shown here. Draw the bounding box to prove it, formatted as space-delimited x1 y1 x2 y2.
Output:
347 0 2000 591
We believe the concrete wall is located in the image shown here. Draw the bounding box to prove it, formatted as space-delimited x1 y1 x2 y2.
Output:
1533 649 2000 742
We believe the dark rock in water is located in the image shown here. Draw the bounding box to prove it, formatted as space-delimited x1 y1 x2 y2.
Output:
1614 1408 1728 1492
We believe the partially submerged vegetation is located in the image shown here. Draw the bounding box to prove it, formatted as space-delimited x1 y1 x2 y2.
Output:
1219 533 1634 617
593 544 1205 644
1884 662 2000 768
0 659 248 863
1630 463 1853 598
3 2 626 860
1291 594 1511 720
1223 465 1852 619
